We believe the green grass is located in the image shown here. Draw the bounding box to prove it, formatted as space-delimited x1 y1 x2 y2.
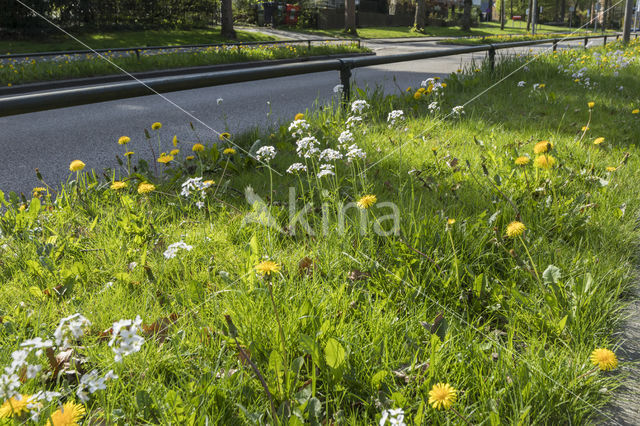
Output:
1 42 368 86
288 20 605 39
1 39 639 424
0 28 279 55
440 31 617 45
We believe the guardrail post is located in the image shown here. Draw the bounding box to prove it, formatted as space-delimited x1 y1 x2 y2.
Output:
553 39 558 52
584 37 588 48
339 60 352 106
488 45 496 73
603 35 607 45
308 40 311 51
135 49 140 60
616 34 620 41
357 39 361 48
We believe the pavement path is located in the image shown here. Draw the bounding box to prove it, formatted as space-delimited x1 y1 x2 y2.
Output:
0 38 602 196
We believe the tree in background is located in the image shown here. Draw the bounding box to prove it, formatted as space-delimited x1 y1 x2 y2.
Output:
500 0 506 29
414 0 426 31
221 0 236 39
345 0 357 35
462 0 473 30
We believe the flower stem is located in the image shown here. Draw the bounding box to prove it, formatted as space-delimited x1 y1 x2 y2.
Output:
518 235 541 285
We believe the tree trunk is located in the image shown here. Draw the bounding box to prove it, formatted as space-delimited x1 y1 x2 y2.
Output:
560 0 566 21
345 0 357 35
221 0 236 39
500 0 505 29
462 0 472 30
527 0 532 31
414 0 426 30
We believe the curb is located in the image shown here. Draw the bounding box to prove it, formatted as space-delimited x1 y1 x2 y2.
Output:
0 51 374 96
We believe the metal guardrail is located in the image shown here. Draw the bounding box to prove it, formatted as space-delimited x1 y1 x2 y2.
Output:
0 38 360 61
0 34 624 118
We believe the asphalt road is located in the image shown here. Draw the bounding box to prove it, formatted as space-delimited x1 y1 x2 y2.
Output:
0 38 602 196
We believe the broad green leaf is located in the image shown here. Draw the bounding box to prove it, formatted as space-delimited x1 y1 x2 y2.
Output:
324 338 346 371
542 265 561 286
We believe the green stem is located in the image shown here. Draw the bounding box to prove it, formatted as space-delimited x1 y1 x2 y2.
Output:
268 281 288 396
448 229 460 289
519 235 541 285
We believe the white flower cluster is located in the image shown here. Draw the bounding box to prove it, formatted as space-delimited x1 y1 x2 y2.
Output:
109 316 145 363
451 105 465 116
288 119 310 137
319 148 343 162
256 145 277 162
345 115 363 129
163 240 193 259
54 313 91 349
333 84 344 93
428 101 440 113
317 164 335 178
517 80 526 87
380 408 406 426
421 77 445 93
76 369 118 402
351 99 369 114
286 163 307 174
338 130 354 147
181 177 212 198
387 110 404 126
296 136 320 158
345 144 367 163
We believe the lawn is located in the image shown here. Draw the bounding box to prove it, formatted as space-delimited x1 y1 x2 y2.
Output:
0 28 279 55
1 42 368 86
0 39 639 424
288 19 604 39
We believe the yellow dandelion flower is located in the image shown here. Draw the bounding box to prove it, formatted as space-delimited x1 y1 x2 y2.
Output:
515 156 530 166
447 218 456 225
294 113 304 120
406 87 412 92
124 151 134 157
18 204 26 211
203 180 215 186
0 394 33 418
413 91 423 100
32 187 47 198
533 141 553 154
46 401 85 426
581 126 589 131
590 348 618 371
137 182 155 194
441 83 447 88
606 166 616 172
593 137 605 145
223 148 236 155
170 149 179 156
192 143 205 152
110 181 127 190
534 155 556 169
356 194 377 209
428 383 457 410
69 160 85 172
151 122 162 130
588 101 595 109
118 136 131 145
157 154 173 164
255 260 281 276
506 221 526 238
632 109 639 114
172 135 178 147
186 155 195 160
219 132 231 141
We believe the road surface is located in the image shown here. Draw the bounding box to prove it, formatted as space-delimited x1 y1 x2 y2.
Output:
0 38 603 195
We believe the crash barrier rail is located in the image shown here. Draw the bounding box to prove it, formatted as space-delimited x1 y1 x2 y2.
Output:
0 33 632 118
